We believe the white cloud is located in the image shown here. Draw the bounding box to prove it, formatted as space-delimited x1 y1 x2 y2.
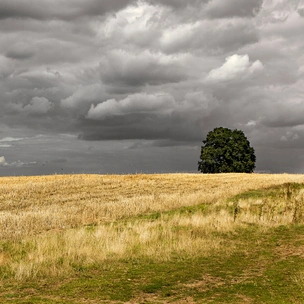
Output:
24 97 53 114
246 120 258 127
205 54 263 82
160 22 200 51
86 93 175 120
0 156 7 166
160 19 259 54
0 156 36 167
102 2 161 47
261 0 301 23
11 97 53 114
280 131 300 142
61 84 106 109
0 137 24 142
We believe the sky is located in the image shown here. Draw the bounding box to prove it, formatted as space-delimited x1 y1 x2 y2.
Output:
0 0 304 176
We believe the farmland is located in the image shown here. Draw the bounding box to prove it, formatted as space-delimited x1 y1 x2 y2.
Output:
1 173 304 303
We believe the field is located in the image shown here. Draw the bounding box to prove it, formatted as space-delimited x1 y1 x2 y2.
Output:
1 173 304 303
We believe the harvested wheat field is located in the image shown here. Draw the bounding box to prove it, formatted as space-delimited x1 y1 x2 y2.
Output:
1 173 304 303
2 173 304 239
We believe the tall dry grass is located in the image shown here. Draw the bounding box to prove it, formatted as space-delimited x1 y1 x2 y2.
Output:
1 173 304 280
231 186 304 227
10 214 233 280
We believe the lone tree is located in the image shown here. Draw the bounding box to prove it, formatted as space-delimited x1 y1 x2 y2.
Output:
198 127 256 173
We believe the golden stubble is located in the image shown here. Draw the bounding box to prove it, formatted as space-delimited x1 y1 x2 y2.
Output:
1 173 304 280
1 173 304 239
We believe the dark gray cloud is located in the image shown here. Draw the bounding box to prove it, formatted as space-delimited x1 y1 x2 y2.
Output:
149 0 263 19
145 0 209 9
262 104 304 128
0 0 135 20
5 43 35 60
205 0 263 19
99 50 187 87
0 0 304 175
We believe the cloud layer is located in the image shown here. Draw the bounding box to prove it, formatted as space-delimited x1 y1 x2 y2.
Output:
0 0 304 174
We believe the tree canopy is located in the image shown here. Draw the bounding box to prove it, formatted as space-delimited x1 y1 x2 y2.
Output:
198 127 256 173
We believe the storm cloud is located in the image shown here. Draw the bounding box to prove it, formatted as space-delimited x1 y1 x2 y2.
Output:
0 0 304 175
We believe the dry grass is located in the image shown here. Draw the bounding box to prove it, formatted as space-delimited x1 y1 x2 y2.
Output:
294 272 304 292
10 215 231 280
1 173 304 281
230 186 304 228
1 173 304 239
